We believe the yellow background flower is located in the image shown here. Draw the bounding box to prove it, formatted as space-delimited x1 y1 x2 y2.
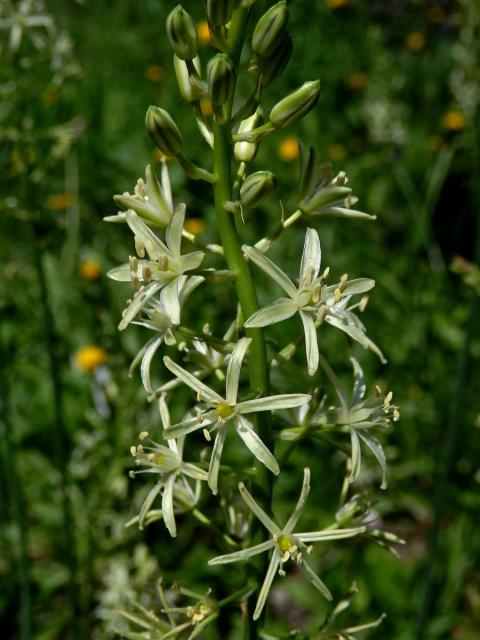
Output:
74 346 107 373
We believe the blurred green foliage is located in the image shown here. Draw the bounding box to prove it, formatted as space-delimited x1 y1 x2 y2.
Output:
1 0 479 639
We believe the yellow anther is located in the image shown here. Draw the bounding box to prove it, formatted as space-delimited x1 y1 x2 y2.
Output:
203 428 212 442
339 273 348 293
130 446 137 456
139 431 149 440
142 265 152 282
129 470 136 478
135 238 145 258
359 295 369 312
130 272 139 288
335 287 341 302
129 255 138 272
322 266 330 280
311 283 321 304
316 305 328 324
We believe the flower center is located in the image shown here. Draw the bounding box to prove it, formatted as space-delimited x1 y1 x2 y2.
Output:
277 534 295 554
216 403 235 420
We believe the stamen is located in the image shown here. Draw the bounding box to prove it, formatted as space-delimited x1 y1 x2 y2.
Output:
139 431 149 440
135 238 145 258
203 428 212 442
130 272 139 288
142 265 152 282
316 305 328 323
359 295 369 312
129 255 138 272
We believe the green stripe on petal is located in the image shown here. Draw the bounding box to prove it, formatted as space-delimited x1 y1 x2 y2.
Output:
244 298 297 328
235 415 279 475
238 393 311 414
242 244 297 298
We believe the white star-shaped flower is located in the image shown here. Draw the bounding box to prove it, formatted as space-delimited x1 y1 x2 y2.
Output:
163 337 310 494
129 394 207 537
243 228 379 375
108 204 204 330
209 468 365 620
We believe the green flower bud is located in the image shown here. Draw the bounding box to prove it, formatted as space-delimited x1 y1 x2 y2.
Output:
207 53 235 109
166 5 197 60
252 0 289 57
301 186 352 214
240 171 277 208
173 55 203 102
145 106 183 157
258 34 292 87
234 108 264 162
206 0 236 26
269 80 321 129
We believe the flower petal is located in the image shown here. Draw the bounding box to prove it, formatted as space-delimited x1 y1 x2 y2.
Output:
350 428 362 484
253 551 280 620
299 228 321 285
298 557 332 600
234 415 279 475
162 474 177 537
126 210 171 260
161 278 181 325
180 250 205 273
119 281 164 331
166 203 185 256
244 298 298 328
350 357 366 404
300 311 319 376
322 278 375 301
138 480 163 529
238 393 311 414
181 463 208 482
283 468 310 534
225 337 251 404
163 356 224 403
238 482 281 536
358 431 388 489
317 353 349 410
141 336 164 394
325 313 370 349
164 416 212 439
296 526 365 543
208 426 227 495
208 540 275 565
242 245 297 298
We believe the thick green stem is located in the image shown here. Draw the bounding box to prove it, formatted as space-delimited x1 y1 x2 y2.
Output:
211 6 272 637
213 121 269 398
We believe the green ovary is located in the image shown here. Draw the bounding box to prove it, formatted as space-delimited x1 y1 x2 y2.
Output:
216 403 235 419
277 535 295 554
